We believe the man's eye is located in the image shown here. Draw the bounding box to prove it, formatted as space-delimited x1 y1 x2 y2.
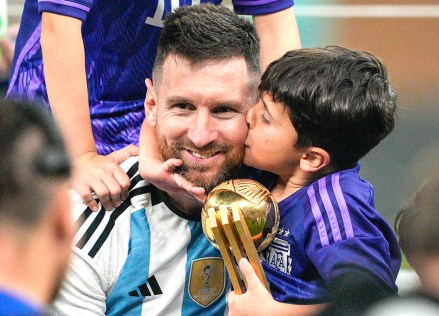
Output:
213 106 234 114
174 103 192 110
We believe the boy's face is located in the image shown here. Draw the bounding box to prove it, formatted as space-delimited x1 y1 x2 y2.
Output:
244 93 305 177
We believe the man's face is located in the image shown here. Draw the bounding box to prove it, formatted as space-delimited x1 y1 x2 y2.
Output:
146 56 255 192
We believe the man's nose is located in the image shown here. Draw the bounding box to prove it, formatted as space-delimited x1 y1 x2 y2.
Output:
187 112 218 148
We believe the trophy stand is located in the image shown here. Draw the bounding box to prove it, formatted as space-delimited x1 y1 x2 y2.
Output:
206 202 270 294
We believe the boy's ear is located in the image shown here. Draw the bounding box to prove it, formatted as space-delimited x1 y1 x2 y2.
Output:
144 78 157 126
300 147 330 172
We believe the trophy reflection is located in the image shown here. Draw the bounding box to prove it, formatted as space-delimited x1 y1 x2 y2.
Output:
201 179 279 294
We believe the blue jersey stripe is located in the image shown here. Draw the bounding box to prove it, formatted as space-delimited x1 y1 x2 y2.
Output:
331 173 354 238
106 208 151 316
308 174 357 247
318 178 342 242
182 221 227 316
307 185 329 247
39 0 91 12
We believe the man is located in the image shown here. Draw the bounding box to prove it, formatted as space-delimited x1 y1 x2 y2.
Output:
52 4 262 315
8 0 300 213
0 100 72 315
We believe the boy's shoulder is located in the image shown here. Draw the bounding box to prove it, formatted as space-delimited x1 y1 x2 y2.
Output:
307 163 371 198
292 163 370 202
292 163 378 232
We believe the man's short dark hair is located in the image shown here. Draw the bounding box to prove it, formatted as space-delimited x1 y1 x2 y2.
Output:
153 4 261 86
259 46 397 170
0 100 71 227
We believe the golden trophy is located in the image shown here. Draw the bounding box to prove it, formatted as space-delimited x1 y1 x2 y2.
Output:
201 179 279 294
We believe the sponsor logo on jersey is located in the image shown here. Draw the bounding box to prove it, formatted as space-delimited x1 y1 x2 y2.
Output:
189 258 225 307
263 237 292 275
128 275 163 298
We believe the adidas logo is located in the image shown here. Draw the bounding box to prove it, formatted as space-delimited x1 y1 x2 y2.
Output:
128 275 163 297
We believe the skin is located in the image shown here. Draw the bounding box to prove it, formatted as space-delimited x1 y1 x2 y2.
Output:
40 6 301 211
253 7 301 71
142 86 330 315
41 13 137 212
245 93 303 180
143 55 255 214
245 93 330 201
227 258 326 316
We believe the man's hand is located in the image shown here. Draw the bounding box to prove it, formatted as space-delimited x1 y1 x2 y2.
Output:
140 158 206 202
227 258 275 316
72 145 138 211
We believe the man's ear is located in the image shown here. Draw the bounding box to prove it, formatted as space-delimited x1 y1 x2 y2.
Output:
300 147 330 172
144 78 157 126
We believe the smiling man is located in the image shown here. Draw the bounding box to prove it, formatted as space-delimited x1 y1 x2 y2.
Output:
51 4 261 315
147 56 253 194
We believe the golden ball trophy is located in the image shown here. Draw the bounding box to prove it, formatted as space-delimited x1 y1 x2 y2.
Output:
201 179 279 294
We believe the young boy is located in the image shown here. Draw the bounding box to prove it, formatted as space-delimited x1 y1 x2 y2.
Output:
127 46 401 314
226 46 401 315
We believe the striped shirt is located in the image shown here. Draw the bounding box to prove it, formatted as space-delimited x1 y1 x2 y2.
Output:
261 164 401 303
52 156 230 315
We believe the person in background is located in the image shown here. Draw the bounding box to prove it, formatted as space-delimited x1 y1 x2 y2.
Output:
7 0 301 213
349 175 439 316
0 100 72 315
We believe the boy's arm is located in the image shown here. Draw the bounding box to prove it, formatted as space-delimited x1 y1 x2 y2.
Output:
138 119 206 200
253 6 301 70
41 13 135 211
227 259 326 316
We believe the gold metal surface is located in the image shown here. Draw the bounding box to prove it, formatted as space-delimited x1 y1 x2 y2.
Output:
201 179 279 293
202 179 280 252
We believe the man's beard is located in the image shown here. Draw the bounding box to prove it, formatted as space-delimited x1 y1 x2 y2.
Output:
159 138 244 193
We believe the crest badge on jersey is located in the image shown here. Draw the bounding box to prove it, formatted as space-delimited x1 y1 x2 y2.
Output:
189 257 225 307
263 237 293 275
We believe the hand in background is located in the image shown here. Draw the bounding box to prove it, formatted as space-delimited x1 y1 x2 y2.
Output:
72 145 138 211
0 23 19 81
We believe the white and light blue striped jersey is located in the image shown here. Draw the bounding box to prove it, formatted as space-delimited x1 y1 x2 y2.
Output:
53 156 229 315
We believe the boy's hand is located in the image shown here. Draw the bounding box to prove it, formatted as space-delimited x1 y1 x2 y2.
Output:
227 258 275 316
141 158 206 202
72 145 138 211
